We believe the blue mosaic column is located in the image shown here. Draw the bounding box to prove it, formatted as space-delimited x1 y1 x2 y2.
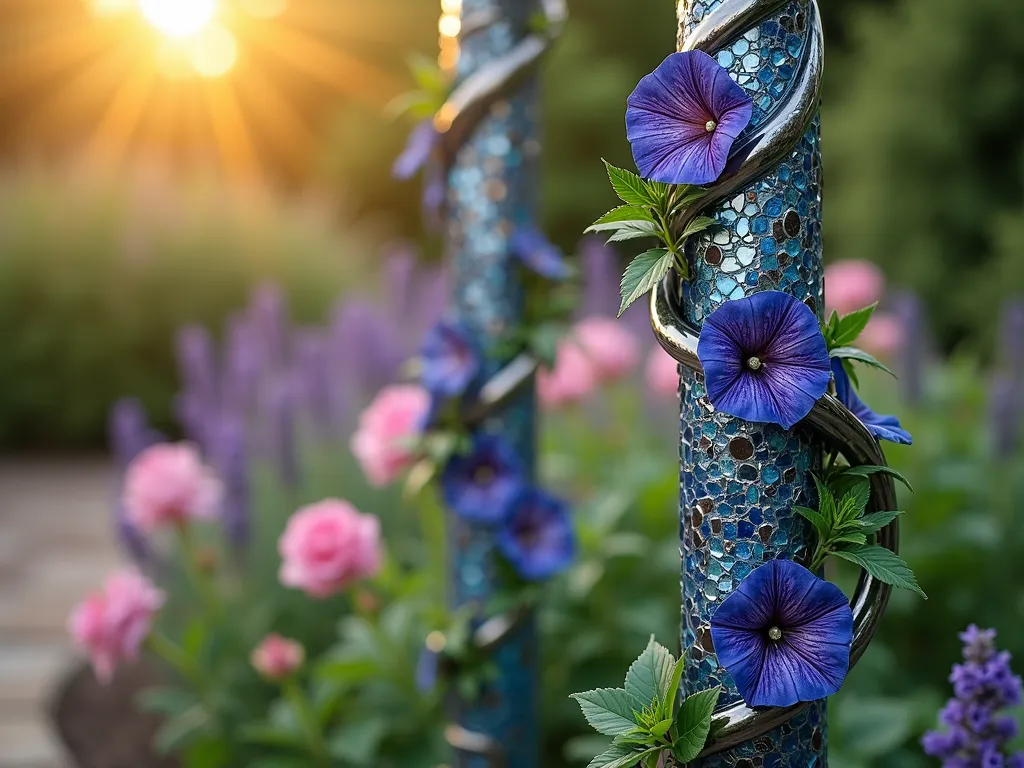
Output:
444 1 541 766
676 1 828 765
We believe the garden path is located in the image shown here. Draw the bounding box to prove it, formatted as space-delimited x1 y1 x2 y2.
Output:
0 457 120 768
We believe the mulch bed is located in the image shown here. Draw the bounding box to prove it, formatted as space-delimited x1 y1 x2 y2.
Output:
49 660 179 768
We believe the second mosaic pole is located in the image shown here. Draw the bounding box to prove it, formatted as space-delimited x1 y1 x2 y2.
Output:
675 0 828 764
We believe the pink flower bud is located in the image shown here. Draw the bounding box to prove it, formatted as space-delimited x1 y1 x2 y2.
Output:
251 634 305 681
824 260 885 317
573 316 641 383
538 341 598 409
645 347 680 399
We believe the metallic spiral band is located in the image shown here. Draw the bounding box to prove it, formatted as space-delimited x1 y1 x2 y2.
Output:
433 1 566 764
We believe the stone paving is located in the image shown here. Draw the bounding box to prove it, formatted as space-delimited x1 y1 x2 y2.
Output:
0 458 121 768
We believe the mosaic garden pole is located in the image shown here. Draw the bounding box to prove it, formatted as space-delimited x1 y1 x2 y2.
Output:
434 1 564 765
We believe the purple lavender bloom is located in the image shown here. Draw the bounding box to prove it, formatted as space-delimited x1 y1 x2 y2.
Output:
419 319 481 400
697 291 832 428
891 291 928 405
923 626 1024 766
496 488 576 581
441 434 526 524
579 236 621 318
392 120 438 180
626 51 753 185
175 325 220 447
510 226 569 280
329 300 403 395
223 312 264 414
987 375 1019 456
710 559 853 708
251 283 288 368
265 376 300 488
998 300 1024 382
108 399 164 564
832 359 913 445
210 414 250 549
415 646 440 693
293 329 334 432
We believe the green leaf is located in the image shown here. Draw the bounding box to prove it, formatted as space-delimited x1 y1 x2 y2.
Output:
670 185 708 211
649 718 674 739
603 160 657 206
571 688 641 736
153 706 211 755
831 544 927 598
625 637 676 713
832 304 877 347
830 532 868 546
794 505 832 541
587 743 660 768
619 249 674 316
840 464 915 493
680 216 717 240
841 480 871 519
587 205 657 231
664 655 686 719
135 686 197 717
326 719 389 765
605 222 660 243
858 510 904 535
830 346 897 378
812 474 837 525
239 723 305 749
673 687 721 763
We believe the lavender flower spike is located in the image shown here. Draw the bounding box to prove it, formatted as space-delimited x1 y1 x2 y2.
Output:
626 51 753 185
923 625 1024 767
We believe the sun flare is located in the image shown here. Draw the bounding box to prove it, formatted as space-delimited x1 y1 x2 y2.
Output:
138 0 216 39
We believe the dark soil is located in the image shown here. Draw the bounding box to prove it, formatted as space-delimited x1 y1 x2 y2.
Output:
49 659 179 768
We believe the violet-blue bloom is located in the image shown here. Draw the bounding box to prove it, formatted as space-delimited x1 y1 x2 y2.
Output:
626 51 753 185
923 625 1024 767
510 225 569 280
419 319 481 400
832 359 913 445
710 559 853 708
497 488 576 581
441 434 526 524
698 291 832 428
392 120 438 180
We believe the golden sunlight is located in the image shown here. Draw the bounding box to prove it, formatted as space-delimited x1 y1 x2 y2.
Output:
138 0 216 39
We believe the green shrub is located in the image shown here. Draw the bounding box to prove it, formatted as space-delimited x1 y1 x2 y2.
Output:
0 166 378 449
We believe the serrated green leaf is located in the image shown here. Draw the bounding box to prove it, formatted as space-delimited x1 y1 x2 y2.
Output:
587 205 657 231
830 532 868 546
830 346 897 378
605 222 660 243
827 310 841 338
618 249 673 316
603 160 657 206
649 718 674 739
587 744 660 768
664 655 686 719
571 688 641 736
670 185 708 211
858 510 904 535
832 304 877 347
625 637 676 712
794 506 831 541
831 544 926 598
840 465 915 493
673 687 721 763
680 216 717 240
842 480 871 518
645 179 672 205
812 474 836 525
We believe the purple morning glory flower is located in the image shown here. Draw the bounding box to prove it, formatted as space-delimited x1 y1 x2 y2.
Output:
497 488 576 581
441 434 526 524
697 291 832 429
710 559 853 708
510 226 569 280
392 119 438 180
419 319 481 400
626 51 753 185
832 359 913 445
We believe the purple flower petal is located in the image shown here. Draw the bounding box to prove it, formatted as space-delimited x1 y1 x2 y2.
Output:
698 292 831 428
420 319 481 399
496 488 576 581
441 434 526 524
711 559 852 708
510 226 569 280
393 120 438 180
626 51 753 185
832 359 912 445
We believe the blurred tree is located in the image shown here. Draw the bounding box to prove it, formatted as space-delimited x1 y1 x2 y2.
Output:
823 0 1024 353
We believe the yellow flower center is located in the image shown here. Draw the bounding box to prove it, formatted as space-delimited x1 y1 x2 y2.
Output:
747 356 763 371
768 626 783 641
705 120 717 132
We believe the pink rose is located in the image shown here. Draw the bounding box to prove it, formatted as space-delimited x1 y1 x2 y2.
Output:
645 347 680 398
68 569 165 684
824 260 885 317
278 499 382 598
350 385 429 487
573 316 641 382
858 313 904 359
537 340 598 409
251 634 305 680
122 443 222 533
